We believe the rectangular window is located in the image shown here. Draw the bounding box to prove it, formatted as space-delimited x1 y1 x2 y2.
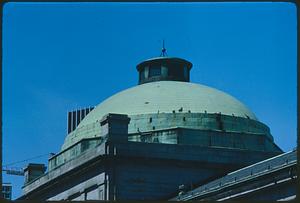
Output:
183 66 189 80
77 110 81 125
169 66 183 78
140 71 145 80
68 112 72 133
149 65 161 77
161 66 168 77
72 111 76 131
81 109 86 120
144 66 149 78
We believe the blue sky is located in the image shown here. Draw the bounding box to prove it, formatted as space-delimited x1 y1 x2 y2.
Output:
2 2 297 199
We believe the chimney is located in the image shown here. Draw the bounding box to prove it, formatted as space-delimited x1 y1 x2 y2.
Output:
24 163 46 184
100 113 130 143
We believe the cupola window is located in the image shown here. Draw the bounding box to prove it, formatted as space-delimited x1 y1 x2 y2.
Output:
140 71 145 80
136 57 192 85
169 65 184 79
183 66 189 80
149 65 161 77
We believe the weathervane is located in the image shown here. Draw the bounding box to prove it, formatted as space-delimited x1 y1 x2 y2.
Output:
160 40 167 57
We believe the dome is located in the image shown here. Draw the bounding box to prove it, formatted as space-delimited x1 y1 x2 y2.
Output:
57 55 281 171
61 56 263 150
77 81 257 128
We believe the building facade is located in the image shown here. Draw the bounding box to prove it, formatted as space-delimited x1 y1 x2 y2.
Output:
18 55 294 200
2 183 12 200
171 149 297 201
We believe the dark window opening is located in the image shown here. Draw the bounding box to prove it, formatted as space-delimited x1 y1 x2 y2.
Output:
183 117 186 121
140 70 145 80
183 66 189 79
149 65 161 77
149 117 152 123
168 65 184 79
72 111 76 131
68 112 72 133
81 109 86 120
76 110 81 125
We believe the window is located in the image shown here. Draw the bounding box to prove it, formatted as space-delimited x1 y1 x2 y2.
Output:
140 71 145 80
68 112 72 133
72 111 76 131
77 110 81 125
183 66 189 80
149 65 161 77
81 109 86 120
4 193 10 199
169 65 184 78
161 66 168 77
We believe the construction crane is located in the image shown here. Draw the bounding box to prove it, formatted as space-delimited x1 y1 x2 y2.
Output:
2 152 54 176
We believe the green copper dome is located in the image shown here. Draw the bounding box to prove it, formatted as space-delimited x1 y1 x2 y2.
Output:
61 57 262 150
53 55 282 173
61 80 260 150
78 81 257 128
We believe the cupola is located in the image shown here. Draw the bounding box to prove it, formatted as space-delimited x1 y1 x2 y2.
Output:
136 43 193 85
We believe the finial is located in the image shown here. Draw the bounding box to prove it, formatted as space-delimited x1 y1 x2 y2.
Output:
160 39 167 57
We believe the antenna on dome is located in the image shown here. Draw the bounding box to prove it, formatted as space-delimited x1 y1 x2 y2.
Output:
160 39 167 57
